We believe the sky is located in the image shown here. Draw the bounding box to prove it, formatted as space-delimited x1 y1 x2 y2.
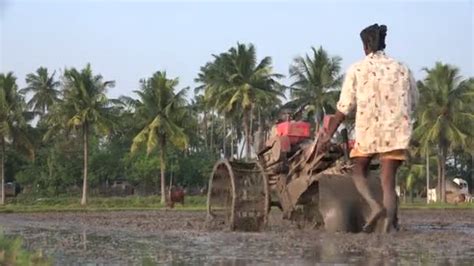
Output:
0 0 473 100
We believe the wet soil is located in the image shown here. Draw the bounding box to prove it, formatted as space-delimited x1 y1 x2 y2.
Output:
1 209 473 265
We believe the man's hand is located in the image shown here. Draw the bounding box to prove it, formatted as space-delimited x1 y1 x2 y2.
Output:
315 111 346 154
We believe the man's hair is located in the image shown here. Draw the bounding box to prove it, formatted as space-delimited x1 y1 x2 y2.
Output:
360 24 387 53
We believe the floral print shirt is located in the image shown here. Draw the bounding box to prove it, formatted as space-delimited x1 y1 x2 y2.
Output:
337 51 419 153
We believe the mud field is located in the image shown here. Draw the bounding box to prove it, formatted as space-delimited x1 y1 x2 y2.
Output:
1 209 473 265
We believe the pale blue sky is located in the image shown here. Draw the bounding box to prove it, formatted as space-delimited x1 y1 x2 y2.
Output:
1 0 473 99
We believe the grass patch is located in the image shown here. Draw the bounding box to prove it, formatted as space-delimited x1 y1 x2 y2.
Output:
0 231 52 265
0 195 207 213
399 197 474 209
2 195 473 213
400 202 474 209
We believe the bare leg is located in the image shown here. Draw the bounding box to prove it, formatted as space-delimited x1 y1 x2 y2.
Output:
380 159 401 233
352 157 384 232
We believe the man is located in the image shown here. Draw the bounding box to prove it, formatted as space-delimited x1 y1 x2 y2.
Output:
319 24 419 233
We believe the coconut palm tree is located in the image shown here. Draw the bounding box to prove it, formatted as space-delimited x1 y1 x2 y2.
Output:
253 91 284 153
45 64 116 205
127 71 188 204
191 95 209 150
198 43 283 160
288 46 343 125
195 62 227 154
414 62 474 202
20 67 60 116
0 72 34 205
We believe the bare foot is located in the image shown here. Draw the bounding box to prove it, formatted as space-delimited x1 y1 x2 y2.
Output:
362 206 384 233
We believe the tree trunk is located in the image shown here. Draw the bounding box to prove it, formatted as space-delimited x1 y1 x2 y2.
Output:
160 137 166 204
437 153 442 202
471 152 474 194
441 145 447 203
230 124 234 159
169 164 173 198
315 109 323 131
243 108 251 160
203 111 208 150
255 109 263 154
250 105 254 148
0 138 4 205
426 150 430 204
223 115 227 158
210 112 214 153
81 123 89 206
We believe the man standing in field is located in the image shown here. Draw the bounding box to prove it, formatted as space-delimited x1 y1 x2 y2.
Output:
319 24 419 232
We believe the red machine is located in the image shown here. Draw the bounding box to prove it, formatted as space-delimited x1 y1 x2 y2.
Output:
269 114 354 158
275 121 311 144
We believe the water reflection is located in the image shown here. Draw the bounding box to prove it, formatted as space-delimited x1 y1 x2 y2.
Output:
3 226 474 265
81 229 87 251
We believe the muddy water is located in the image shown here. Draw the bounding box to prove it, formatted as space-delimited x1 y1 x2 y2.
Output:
1 209 473 265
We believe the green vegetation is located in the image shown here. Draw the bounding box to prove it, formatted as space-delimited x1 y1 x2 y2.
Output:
400 201 474 209
0 43 472 207
196 43 284 159
0 72 34 205
45 64 117 206
0 195 207 213
412 63 474 202
2 194 472 213
0 232 51 265
399 63 474 203
288 46 342 124
127 71 189 204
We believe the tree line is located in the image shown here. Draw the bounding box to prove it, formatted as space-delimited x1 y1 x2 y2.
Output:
0 43 473 205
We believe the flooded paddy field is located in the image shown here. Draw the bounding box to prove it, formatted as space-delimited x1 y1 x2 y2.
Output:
1 209 473 265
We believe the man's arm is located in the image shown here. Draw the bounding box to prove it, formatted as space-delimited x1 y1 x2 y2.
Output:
317 66 357 148
325 111 346 137
328 66 357 136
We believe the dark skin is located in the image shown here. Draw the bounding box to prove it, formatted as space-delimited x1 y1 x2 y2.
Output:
317 44 402 233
